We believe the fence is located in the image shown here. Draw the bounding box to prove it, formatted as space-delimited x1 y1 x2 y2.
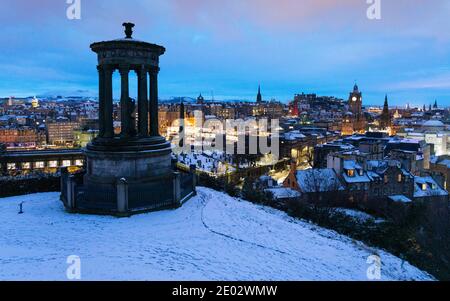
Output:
60 169 197 216
180 172 196 201
128 177 175 210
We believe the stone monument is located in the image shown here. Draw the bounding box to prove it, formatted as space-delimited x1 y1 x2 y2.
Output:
60 23 196 216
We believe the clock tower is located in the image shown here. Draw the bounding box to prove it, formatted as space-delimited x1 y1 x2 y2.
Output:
349 83 362 116
341 83 366 135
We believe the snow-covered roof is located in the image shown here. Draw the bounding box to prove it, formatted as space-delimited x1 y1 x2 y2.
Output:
414 177 448 198
389 195 412 203
283 130 306 141
343 172 371 184
343 160 362 170
367 171 381 181
422 120 445 127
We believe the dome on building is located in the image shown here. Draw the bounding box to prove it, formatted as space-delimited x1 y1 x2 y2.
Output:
31 97 39 108
422 120 445 128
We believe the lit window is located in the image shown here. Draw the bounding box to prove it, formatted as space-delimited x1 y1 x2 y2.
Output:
75 160 84 166
422 184 427 191
62 160 71 167
384 175 389 184
7 163 16 170
347 169 355 177
49 161 58 168
22 162 31 169
34 162 45 169
397 174 402 183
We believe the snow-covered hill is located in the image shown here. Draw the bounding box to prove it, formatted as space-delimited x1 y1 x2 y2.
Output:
0 188 432 280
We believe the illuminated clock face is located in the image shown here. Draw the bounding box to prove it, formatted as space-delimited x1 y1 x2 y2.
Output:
352 97 357 101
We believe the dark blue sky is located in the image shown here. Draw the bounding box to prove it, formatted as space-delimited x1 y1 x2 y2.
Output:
1 0 450 107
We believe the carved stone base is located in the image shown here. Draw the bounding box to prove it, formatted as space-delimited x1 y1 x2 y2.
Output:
82 146 174 209
87 136 171 153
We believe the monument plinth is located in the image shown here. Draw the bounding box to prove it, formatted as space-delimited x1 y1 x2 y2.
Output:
61 24 196 216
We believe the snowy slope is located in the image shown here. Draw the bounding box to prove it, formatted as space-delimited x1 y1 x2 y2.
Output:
0 188 432 281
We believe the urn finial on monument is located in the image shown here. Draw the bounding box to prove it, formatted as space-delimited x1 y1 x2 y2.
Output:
122 22 135 39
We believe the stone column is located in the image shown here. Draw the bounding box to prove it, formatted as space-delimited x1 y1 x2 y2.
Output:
97 65 105 137
103 66 114 138
117 178 129 214
119 65 131 138
137 66 149 137
149 70 159 136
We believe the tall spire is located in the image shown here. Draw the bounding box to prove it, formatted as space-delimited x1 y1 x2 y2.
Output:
380 94 391 130
256 85 262 103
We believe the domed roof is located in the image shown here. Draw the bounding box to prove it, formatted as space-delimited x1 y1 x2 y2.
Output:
422 120 445 127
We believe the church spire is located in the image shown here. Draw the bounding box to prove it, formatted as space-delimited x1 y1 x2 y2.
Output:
380 94 391 130
256 85 262 103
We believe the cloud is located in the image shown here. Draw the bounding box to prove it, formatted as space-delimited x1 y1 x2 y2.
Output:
0 0 449 105
167 0 450 41
388 72 450 90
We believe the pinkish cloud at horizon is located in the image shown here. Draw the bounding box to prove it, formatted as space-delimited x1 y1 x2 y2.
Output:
0 0 449 106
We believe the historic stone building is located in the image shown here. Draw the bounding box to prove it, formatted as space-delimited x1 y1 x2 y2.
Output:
341 84 366 136
0 147 84 176
60 23 195 216
46 121 80 146
0 127 37 149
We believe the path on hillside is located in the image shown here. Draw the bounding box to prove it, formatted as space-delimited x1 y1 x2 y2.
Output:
198 191 288 255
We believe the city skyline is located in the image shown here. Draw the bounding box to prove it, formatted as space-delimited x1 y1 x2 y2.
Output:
1 0 450 106
1 2 450 282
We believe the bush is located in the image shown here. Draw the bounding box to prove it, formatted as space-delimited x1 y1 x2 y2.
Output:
285 197 450 280
0 173 61 198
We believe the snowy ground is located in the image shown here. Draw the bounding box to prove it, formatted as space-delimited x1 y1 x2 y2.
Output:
0 188 433 281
